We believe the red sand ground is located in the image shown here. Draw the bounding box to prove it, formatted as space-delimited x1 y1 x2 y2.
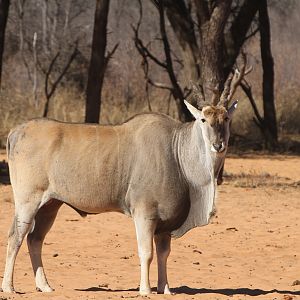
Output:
0 151 299 300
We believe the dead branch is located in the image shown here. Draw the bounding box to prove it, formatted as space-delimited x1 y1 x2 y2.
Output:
147 78 172 90
132 0 166 68
43 45 78 117
132 0 173 112
245 25 259 41
132 25 167 69
44 51 60 99
133 0 192 121
158 1 181 97
240 79 264 129
104 43 119 70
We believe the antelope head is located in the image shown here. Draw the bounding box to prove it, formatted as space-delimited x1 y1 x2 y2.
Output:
185 54 252 154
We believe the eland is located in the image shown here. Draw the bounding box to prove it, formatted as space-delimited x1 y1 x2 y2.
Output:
1 65 249 295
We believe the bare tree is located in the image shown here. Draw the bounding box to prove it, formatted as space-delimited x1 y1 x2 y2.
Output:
135 0 279 151
163 0 200 83
0 0 9 87
133 0 192 121
238 0 278 150
134 0 260 184
139 0 261 109
85 0 115 123
223 0 261 77
259 0 277 149
164 0 261 105
7 0 92 105
193 0 232 104
42 45 78 117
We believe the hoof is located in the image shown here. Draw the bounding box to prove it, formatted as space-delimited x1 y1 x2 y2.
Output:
139 288 152 295
157 284 173 295
157 290 174 295
1 285 16 293
36 286 54 292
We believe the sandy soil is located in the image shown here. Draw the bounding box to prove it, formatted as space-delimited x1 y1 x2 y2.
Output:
0 152 299 300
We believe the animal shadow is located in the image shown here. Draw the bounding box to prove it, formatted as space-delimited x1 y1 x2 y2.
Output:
76 285 300 297
173 286 300 297
75 286 139 292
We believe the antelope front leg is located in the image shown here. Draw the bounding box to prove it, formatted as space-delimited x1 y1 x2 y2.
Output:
154 233 172 294
134 216 156 295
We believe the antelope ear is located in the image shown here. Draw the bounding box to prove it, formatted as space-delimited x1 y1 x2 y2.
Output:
228 100 238 118
184 100 201 119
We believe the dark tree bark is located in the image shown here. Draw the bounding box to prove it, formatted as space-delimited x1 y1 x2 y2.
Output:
163 0 199 83
197 0 232 105
85 0 110 123
162 0 232 107
0 0 9 87
151 0 261 109
224 0 260 78
158 0 192 122
259 0 278 149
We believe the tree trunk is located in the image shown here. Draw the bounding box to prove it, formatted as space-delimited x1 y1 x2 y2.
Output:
224 0 260 78
259 0 278 150
0 0 9 87
85 0 110 123
200 32 225 105
198 0 232 105
164 0 199 84
165 0 231 106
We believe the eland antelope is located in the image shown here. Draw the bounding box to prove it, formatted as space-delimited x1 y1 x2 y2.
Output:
1 65 249 295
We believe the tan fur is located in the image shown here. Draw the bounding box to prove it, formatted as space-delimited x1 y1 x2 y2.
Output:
202 106 228 126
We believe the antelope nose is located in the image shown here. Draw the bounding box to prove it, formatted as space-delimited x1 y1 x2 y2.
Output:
213 142 223 152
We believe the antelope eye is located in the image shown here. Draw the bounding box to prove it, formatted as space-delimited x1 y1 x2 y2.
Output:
201 118 206 123
224 117 229 122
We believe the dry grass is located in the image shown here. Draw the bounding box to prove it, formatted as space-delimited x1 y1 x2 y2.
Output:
0 86 87 147
223 170 300 189
0 79 179 147
1 84 300 151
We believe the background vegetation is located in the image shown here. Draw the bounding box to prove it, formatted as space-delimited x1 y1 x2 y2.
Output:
0 0 299 151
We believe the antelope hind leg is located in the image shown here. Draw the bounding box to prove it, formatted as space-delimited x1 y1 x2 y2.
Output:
2 203 38 293
27 199 62 292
